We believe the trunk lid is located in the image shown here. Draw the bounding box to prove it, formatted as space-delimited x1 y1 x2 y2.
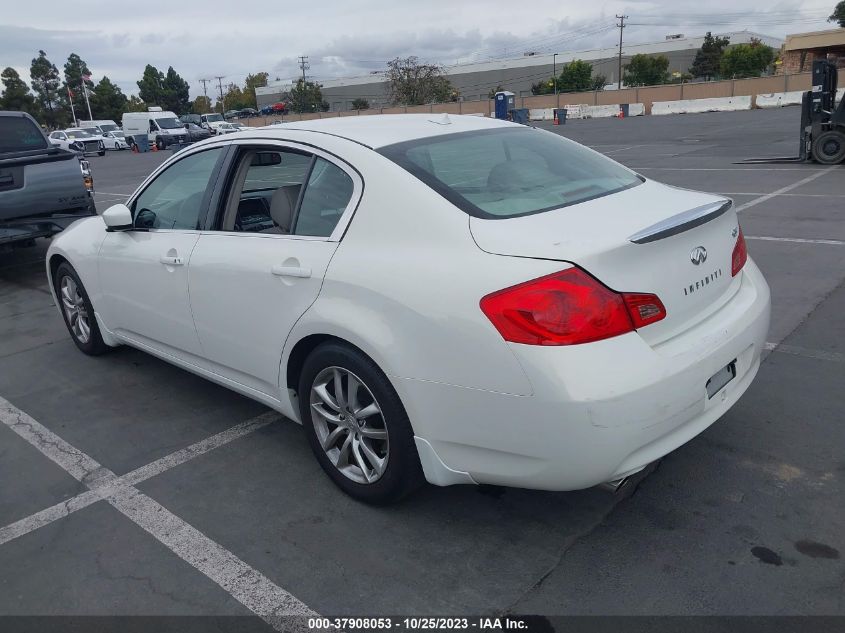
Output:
469 179 742 345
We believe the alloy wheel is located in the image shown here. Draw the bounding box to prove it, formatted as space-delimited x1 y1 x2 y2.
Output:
309 366 389 484
60 275 91 344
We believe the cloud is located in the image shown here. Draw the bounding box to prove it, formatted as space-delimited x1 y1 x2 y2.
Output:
0 0 833 99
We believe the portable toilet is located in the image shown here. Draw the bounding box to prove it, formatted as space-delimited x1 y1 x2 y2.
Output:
494 91 515 120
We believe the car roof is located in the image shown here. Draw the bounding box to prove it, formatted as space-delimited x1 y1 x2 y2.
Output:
269 114 517 149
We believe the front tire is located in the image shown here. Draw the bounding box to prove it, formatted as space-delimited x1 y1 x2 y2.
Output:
54 262 109 356
155 137 165 150
298 342 424 504
812 130 845 165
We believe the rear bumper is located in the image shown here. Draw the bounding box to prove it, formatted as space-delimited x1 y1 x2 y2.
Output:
400 258 771 490
0 207 96 246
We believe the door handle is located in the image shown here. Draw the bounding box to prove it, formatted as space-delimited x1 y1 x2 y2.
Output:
159 255 184 266
271 264 311 278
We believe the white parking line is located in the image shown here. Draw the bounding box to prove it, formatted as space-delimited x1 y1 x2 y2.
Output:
746 236 844 246
734 166 838 212
0 398 312 627
765 342 844 363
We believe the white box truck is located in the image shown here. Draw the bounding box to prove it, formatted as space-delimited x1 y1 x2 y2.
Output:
122 107 187 150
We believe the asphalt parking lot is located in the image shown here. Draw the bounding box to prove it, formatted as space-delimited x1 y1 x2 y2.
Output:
1 107 843 625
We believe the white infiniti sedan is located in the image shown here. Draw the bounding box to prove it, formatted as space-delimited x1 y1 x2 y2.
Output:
46 115 770 503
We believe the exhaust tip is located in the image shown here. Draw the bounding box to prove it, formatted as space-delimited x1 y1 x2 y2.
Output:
597 477 631 494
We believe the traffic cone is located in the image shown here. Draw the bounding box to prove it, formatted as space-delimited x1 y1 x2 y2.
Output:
617 109 624 119
131 142 138 153
553 110 559 126
151 143 158 152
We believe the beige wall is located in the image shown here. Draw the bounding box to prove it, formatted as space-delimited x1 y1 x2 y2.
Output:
237 70 845 126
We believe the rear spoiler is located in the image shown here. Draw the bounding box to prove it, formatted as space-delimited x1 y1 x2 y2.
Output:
628 200 732 244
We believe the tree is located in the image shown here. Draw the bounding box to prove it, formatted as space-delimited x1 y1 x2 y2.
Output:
351 97 369 110
89 76 127 122
193 95 212 113
137 64 164 106
1 67 39 116
385 56 456 105
720 39 775 78
30 50 63 127
222 82 248 111
487 85 505 99
243 72 269 109
624 54 670 86
126 95 147 112
531 61 605 95
62 53 94 118
289 78 329 113
558 60 593 92
161 66 190 113
690 32 731 80
830 1 845 27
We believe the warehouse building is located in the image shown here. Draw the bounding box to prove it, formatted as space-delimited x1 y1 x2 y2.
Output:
256 30 782 112
780 28 845 73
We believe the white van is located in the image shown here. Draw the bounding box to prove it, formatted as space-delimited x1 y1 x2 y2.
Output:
77 119 120 134
199 112 227 135
122 107 187 149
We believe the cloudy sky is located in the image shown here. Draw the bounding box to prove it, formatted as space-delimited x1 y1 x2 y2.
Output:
0 1 836 99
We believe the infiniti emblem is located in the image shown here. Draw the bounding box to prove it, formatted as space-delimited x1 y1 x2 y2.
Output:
690 246 707 265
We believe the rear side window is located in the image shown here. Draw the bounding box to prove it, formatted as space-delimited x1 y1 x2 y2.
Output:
0 116 48 153
379 127 641 219
294 158 354 237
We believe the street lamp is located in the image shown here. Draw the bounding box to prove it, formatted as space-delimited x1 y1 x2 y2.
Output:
553 53 559 109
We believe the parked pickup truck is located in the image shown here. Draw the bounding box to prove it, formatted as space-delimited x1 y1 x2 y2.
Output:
0 111 96 250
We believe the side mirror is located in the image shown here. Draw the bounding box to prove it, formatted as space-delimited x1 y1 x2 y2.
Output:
102 204 133 231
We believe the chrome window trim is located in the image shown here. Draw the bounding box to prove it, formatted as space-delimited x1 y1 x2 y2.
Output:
126 136 364 243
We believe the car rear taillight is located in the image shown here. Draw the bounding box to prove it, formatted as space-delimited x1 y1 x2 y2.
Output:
731 226 747 277
480 267 666 346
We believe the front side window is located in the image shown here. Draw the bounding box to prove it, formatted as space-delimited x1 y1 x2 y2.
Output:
379 127 642 219
133 148 224 230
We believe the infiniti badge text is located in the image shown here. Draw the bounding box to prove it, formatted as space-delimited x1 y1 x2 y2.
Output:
684 268 723 296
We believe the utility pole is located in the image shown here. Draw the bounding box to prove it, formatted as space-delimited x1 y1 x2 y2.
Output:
616 15 628 90
215 76 225 113
198 78 210 100
297 55 309 112
553 53 558 109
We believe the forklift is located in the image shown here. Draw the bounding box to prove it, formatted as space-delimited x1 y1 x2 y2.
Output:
741 59 845 165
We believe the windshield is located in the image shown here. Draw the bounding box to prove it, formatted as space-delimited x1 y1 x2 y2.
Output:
379 127 642 219
66 129 93 138
100 124 118 132
112 131 125 138
155 117 182 129
0 116 49 153
205 114 223 122
81 127 100 135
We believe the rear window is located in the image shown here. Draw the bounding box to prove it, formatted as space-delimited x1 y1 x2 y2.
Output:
379 127 641 219
0 115 49 153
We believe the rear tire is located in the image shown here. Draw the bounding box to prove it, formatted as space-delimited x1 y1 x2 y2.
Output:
155 137 164 150
298 342 424 504
812 130 845 165
54 262 109 356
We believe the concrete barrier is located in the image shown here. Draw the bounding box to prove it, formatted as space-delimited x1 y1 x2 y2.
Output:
755 91 805 108
529 103 645 120
652 95 752 115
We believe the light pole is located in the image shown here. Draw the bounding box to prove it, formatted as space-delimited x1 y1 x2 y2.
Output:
553 53 559 109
